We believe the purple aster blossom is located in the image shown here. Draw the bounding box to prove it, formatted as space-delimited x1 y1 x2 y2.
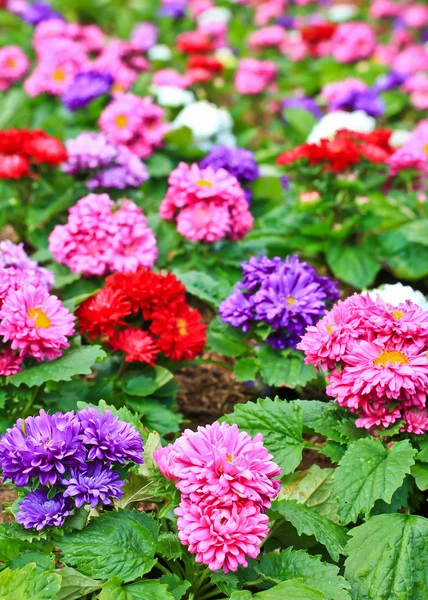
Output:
330 89 385 118
61 71 114 111
280 175 289 189
21 1 65 24
282 97 323 122
17 490 72 530
0 241 54 289
372 71 407 93
241 255 283 291
159 0 186 18
77 408 143 465
0 410 85 487
276 16 295 28
200 146 260 186
62 462 124 508
63 132 118 174
87 146 149 190
219 286 254 332
421 29 428 44
131 22 159 52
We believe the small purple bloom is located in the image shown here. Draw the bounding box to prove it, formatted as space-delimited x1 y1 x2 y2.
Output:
200 146 260 186
0 241 54 288
0 410 85 487
276 16 295 28
241 255 283 291
330 88 384 118
280 175 289 190
62 462 124 508
219 287 254 332
372 71 407 93
87 146 149 190
17 490 72 530
61 71 114 111
21 1 64 25
282 97 323 122
63 132 118 174
159 0 186 18
77 408 143 464
131 22 159 52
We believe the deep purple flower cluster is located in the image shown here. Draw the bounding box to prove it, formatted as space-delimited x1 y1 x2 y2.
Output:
219 255 339 349
20 1 65 25
282 97 323 121
330 88 385 118
61 71 114 111
0 408 143 530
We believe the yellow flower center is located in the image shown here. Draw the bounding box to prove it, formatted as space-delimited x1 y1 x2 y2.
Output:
6 58 17 68
226 453 233 463
393 311 404 320
374 350 408 368
52 68 66 82
28 307 51 329
115 114 129 129
196 179 213 188
327 324 333 334
112 82 125 93
424 144 428 157
176 318 188 337
286 296 295 306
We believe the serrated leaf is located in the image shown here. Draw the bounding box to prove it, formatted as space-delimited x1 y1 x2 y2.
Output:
159 574 191 600
59 510 157 583
0 525 24 561
255 580 324 599
0 563 61 599
416 440 428 462
278 465 340 522
211 570 240 596
234 357 259 382
98 577 133 600
333 439 416 524
256 548 351 600
269 500 348 561
320 442 347 464
174 270 230 308
10 551 54 573
294 400 365 443
126 580 175 599
223 397 304 474
8 346 106 387
156 532 183 561
345 514 428 600
56 567 101 600
207 317 249 358
259 347 317 388
411 462 428 491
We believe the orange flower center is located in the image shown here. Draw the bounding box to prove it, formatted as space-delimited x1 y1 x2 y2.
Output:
176 318 188 336
196 179 213 188
424 144 428 157
115 114 129 129
374 350 408 368
226 453 233 463
6 58 17 68
112 82 125 94
393 311 404 320
52 68 66 82
28 307 51 328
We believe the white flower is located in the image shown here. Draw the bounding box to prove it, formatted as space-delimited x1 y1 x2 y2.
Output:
197 7 231 24
327 4 357 22
307 111 375 143
151 85 194 107
172 101 236 150
147 44 172 61
390 129 411 148
368 283 428 310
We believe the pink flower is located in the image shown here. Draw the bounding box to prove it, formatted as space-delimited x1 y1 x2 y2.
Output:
254 0 286 26
403 5 428 28
99 94 169 158
0 348 23 376
370 0 400 18
403 73 428 111
154 421 281 508
93 40 149 90
393 45 428 74
0 46 29 91
152 69 191 88
0 285 75 361
159 163 253 243
176 497 269 573
331 23 376 63
387 148 427 177
234 58 277 95
402 409 428 434
248 25 286 50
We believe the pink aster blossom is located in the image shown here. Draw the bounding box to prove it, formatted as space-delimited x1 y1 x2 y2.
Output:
152 69 191 88
0 285 75 361
176 497 269 573
331 22 376 63
387 149 427 177
159 163 253 243
403 73 428 111
370 0 400 18
248 25 286 51
402 409 428 435
93 40 149 91
393 45 428 75
0 348 23 376
234 58 277 95
0 46 29 91
403 5 428 29
99 93 169 158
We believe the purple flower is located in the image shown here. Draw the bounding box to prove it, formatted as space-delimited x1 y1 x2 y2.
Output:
0 410 85 487
282 97 323 121
21 1 64 24
159 0 186 18
330 89 385 118
0 241 54 289
62 462 124 508
17 490 72 530
87 146 149 190
61 71 114 111
131 22 158 52
200 146 260 186
276 16 295 28
219 287 254 332
63 132 118 174
373 71 407 93
280 175 289 189
77 408 143 464
241 255 283 291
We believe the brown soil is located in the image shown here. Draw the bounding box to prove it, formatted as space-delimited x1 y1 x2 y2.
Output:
0 483 17 524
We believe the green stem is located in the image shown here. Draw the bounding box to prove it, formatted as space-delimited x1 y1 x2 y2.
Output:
192 358 234 372
245 577 264 588
22 386 41 418
155 561 171 576
117 360 128 378
199 589 221 600
303 442 323 451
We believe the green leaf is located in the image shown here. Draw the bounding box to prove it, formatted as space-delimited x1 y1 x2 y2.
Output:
223 397 304 474
320 442 347 464
8 346 106 387
333 439 416 524
10 551 53 573
278 465 339 522
411 462 428 491
345 514 428 600
234 357 259 381
230 593 253 600
326 243 381 289
211 571 240 596
159 574 191 600
396 219 428 247
99 578 133 600
283 107 317 140
173 270 230 308
294 400 365 443
255 580 324 600
135 400 181 437
126 580 175 600
258 348 317 388
251 176 284 203
0 563 61 600
269 500 348 561
0 525 24 561
164 126 193 151
156 533 183 561
256 548 351 600
416 440 428 462
56 567 101 600
59 510 157 583
207 317 249 357
124 366 173 397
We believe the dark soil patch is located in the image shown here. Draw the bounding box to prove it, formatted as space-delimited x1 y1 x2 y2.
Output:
0 483 16 524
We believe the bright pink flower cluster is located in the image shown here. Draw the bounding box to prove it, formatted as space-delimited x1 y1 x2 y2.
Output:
0 46 29 92
331 22 376 63
298 293 428 434
99 93 169 159
234 58 277 95
154 422 281 573
159 163 254 243
48 193 158 276
92 40 149 91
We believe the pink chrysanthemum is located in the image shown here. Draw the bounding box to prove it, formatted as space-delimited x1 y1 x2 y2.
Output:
0 285 75 361
0 348 23 376
402 409 428 435
154 422 281 508
159 163 253 243
0 45 29 91
175 497 269 573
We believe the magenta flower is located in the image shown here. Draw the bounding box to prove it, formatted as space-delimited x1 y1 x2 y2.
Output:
0 284 75 361
0 348 23 376
0 45 29 91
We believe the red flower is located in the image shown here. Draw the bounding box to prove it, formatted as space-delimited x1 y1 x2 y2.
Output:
187 55 223 73
176 31 215 54
150 301 206 361
301 23 337 43
359 143 390 163
108 328 160 365
0 153 30 179
76 287 131 340
0 129 29 154
276 146 305 166
23 131 67 165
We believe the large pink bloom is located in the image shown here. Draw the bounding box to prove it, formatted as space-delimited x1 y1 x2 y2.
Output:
154 421 281 508
0 285 75 361
176 497 269 573
234 58 277 95
331 23 376 63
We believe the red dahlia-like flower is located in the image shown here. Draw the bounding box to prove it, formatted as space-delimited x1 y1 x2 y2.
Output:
0 129 30 154
23 131 67 165
108 328 160 365
359 143 390 163
0 153 30 179
276 146 305 166
301 23 337 43
187 55 223 73
76 287 131 340
176 31 215 54
150 301 206 361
